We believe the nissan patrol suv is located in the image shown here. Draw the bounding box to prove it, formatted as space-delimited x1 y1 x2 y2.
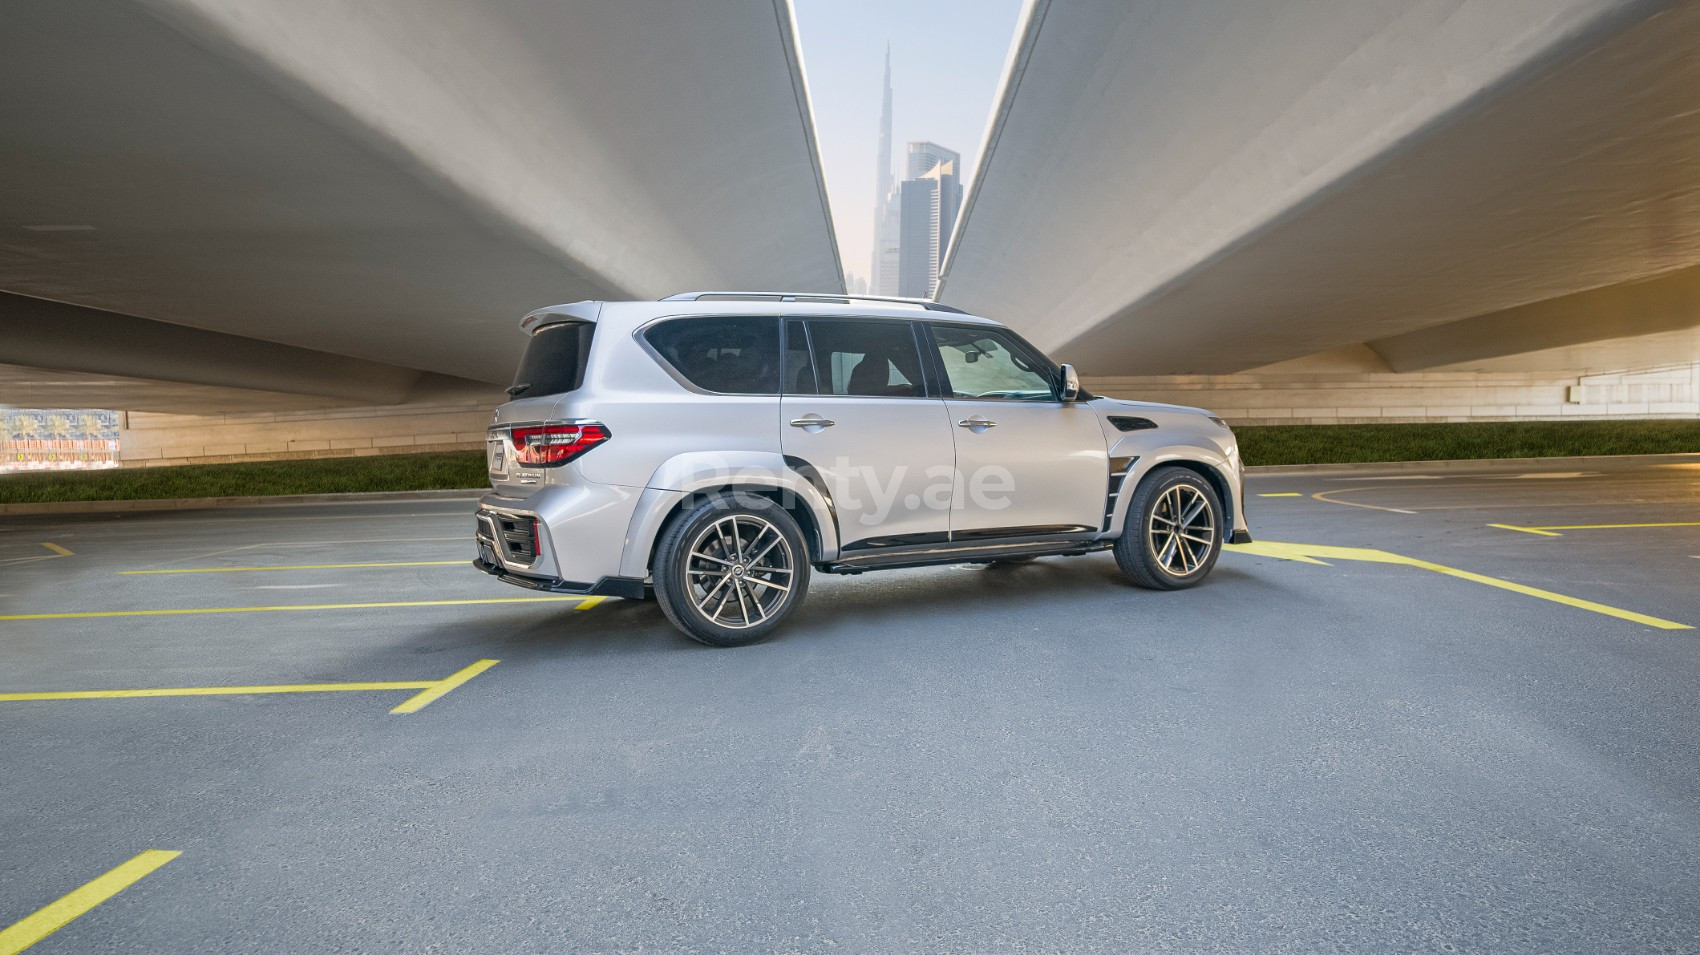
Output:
475 292 1251 646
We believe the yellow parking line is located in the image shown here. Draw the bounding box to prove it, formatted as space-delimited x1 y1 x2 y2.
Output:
0 681 431 702
0 850 178 955
0 596 595 621
0 543 74 568
390 659 500 713
1309 488 1417 515
575 596 607 611
1258 492 1303 498
1488 523 1563 537
119 560 464 575
1490 521 1700 536
1226 540 1691 630
0 659 499 715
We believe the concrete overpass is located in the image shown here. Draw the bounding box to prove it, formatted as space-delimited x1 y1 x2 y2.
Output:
1 0 841 417
939 0 1700 408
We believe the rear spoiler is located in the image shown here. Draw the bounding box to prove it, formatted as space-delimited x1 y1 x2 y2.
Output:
519 301 602 333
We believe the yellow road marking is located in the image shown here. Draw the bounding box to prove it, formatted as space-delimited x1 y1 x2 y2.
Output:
1225 540 1331 565
1490 521 1700 537
1488 523 1563 537
0 681 432 702
1258 492 1303 498
1226 540 1691 630
0 542 74 568
0 850 178 955
0 659 499 715
0 596 594 621
1309 488 1417 515
390 659 501 713
576 596 607 611
120 560 464 575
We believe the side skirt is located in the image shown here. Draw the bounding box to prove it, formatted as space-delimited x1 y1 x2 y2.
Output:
820 535 1111 575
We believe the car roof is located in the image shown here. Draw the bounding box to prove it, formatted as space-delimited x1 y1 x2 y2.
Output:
520 297 1003 334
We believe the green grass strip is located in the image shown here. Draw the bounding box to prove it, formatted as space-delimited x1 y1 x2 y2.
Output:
1237 419 1700 467
0 452 487 504
1 421 1696 504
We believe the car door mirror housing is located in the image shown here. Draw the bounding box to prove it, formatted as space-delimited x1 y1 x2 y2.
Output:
1059 363 1082 402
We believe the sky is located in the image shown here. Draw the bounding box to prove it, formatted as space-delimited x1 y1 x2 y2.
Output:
792 0 1029 287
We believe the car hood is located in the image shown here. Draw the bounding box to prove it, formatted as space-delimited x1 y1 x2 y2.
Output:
1089 397 1212 419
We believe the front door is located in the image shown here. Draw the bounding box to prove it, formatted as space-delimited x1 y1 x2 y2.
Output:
925 323 1109 538
779 318 957 550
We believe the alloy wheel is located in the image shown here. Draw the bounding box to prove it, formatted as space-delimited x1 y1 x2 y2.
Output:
684 514 796 630
1145 483 1216 576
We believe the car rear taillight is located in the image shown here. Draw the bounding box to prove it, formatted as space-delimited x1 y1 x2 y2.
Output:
509 422 609 467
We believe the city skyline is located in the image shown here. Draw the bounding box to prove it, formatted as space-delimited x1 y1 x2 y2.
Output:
791 0 1026 295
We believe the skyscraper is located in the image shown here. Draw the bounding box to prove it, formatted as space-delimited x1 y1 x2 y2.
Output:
870 46 900 297
906 141 958 181
896 143 963 299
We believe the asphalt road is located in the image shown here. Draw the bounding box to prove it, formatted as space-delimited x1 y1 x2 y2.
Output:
2 455 1698 953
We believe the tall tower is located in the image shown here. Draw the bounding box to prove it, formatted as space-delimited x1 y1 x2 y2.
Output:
876 45 893 220
871 45 897 295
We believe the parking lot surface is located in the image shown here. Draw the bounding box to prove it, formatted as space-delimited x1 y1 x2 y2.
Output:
2 455 1698 953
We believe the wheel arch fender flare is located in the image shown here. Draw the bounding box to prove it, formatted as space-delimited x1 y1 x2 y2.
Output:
1106 441 1241 538
618 451 841 578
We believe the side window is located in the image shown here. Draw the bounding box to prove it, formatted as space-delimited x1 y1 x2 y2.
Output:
642 316 779 394
784 319 817 394
806 320 925 398
930 325 1056 401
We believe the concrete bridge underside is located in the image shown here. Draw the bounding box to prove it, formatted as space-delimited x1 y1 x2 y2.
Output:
940 0 1700 381
0 0 841 414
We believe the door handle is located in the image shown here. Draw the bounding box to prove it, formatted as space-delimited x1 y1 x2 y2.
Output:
789 416 836 429
957 417 997 429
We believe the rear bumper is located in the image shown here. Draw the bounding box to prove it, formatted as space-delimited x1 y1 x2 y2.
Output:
471 552 647 599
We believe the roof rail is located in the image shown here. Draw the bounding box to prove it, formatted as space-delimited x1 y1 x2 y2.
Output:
659 291 968 315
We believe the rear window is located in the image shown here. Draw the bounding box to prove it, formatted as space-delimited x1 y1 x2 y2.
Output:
643 316 780 394
512 321 594 398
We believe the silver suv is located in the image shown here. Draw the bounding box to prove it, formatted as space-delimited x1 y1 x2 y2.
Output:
475 292 1251 646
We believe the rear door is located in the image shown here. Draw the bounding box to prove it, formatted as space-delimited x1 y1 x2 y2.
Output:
925 323 1109 537
779 318 957 550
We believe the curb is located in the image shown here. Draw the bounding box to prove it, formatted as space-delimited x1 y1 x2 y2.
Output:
1246 451 1700 476
0 488 483 516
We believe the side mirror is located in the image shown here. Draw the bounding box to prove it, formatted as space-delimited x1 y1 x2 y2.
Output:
1059 363 1082 402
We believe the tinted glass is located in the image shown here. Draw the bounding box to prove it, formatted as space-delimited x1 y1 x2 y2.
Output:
511 320 594 398
784 319 817 394
807 320 924 397
931 325 1056 400
643 316 780 394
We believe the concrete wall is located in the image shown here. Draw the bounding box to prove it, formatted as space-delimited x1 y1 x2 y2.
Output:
120 401 489 467
1086 363 1700 426
117 362 1700 468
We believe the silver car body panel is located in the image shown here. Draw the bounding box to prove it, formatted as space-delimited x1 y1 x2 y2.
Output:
478 297 1249 590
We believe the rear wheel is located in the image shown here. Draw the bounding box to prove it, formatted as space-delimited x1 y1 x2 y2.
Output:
653 493 811 647
1113 467 1223 590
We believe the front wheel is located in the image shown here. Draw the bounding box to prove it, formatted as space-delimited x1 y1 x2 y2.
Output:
653 493 811 647
1113 467 1223 590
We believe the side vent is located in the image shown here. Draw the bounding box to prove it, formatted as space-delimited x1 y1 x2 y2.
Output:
1102 455 1138 531
1108 416 1158 432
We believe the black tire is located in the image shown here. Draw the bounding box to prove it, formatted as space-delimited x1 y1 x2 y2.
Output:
1113 467 1223 590
653 492 811 647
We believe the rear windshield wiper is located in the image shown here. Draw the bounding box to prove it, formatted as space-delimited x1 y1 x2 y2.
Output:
506 383 531 397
